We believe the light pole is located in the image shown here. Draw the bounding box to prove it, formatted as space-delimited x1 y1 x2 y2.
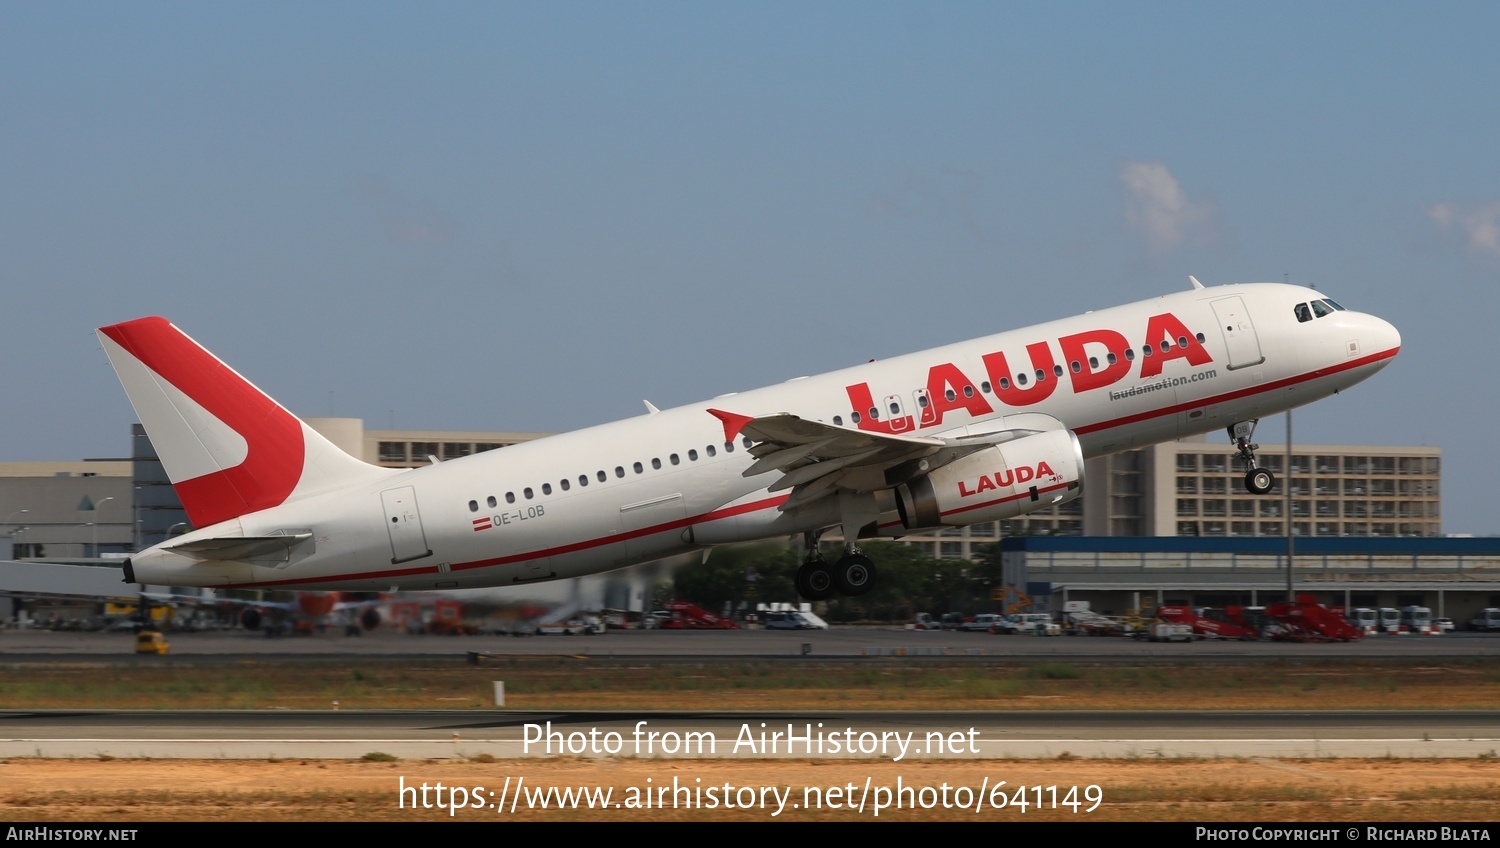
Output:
92 497 116 558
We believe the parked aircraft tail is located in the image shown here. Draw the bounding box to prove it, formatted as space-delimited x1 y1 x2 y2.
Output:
97 317 392 528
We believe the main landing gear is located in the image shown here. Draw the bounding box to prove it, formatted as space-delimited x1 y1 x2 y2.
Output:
795 531 878 601
1230 420 1275 495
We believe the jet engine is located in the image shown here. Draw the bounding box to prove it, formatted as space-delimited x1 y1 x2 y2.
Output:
894 429 1084 529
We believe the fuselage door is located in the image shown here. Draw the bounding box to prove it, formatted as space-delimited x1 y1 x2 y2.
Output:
1211 296 1265 370
381 486 433 564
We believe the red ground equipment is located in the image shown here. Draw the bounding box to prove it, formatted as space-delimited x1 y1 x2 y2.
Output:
658 601 738 629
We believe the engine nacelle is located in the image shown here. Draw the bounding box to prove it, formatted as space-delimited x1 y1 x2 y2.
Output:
894 429 1084 529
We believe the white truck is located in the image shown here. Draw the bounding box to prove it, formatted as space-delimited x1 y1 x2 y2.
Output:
1347 607 1378 636
1469 608 1500 632
1400 605 1436 635
999 613 1060 636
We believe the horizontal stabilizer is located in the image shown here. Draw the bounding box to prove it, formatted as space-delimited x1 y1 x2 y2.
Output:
165 533 313 563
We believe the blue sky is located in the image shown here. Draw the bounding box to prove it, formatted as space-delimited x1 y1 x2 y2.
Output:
3 3 1495 531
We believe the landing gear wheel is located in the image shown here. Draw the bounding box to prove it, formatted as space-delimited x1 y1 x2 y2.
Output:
795 560 835 601
833 553 877 596
1245 467 1275 495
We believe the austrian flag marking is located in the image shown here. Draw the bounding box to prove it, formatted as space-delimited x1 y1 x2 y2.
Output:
472 516 494 532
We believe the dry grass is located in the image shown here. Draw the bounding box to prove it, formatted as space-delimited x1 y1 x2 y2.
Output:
3 758 1499 821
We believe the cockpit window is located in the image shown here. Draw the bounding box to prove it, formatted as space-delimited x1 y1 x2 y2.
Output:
1294 303 1312 323
1320 298 1345 311
1311 300 1333 319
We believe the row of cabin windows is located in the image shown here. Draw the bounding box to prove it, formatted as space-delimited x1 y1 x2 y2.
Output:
466 330 1218 510
467 437 753 513
829 333 1209 424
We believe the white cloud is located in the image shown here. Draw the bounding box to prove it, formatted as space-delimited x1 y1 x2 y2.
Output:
1120 161 1217 256
1429 201 1500 256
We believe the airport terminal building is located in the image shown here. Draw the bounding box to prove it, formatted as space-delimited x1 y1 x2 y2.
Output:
997 536 1500 625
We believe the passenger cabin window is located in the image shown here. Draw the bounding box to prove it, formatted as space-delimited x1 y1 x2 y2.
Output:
506 492 516 504
468 500 478 512
487 496 497 508
523 487 534 499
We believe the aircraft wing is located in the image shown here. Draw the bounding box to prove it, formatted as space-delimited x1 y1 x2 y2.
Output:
707 408 1060 511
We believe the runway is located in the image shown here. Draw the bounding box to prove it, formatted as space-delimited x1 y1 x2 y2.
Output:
6 628 1497 761
4 708 1497 760
6 626 1499 661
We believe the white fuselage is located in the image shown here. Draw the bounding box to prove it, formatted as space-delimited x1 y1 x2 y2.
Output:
129 283 1400 591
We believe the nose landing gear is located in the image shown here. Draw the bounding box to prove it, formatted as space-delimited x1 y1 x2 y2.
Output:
1230 421 1276 495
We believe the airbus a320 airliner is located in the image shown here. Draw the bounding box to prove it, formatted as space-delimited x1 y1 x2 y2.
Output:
99 278 1399 601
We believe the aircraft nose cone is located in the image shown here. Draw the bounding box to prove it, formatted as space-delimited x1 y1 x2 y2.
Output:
1371 314 1401 356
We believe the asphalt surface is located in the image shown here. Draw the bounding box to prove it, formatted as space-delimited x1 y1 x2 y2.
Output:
5 626 1499 661
4 708 1497 760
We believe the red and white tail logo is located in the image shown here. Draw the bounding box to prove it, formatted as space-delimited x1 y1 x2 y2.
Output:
97 317 386 528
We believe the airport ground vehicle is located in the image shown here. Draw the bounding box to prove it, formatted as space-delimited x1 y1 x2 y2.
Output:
655 601 737 630
1470 609 1500 632
763 611 823 630
1401 605 1436 635
961 613 1003 632
1156 605 1256 640
134 630 169 654
997 613 1059 636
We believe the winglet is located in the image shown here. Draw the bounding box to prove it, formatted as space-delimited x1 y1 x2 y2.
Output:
706 408 755 442
1188 275 1205 290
